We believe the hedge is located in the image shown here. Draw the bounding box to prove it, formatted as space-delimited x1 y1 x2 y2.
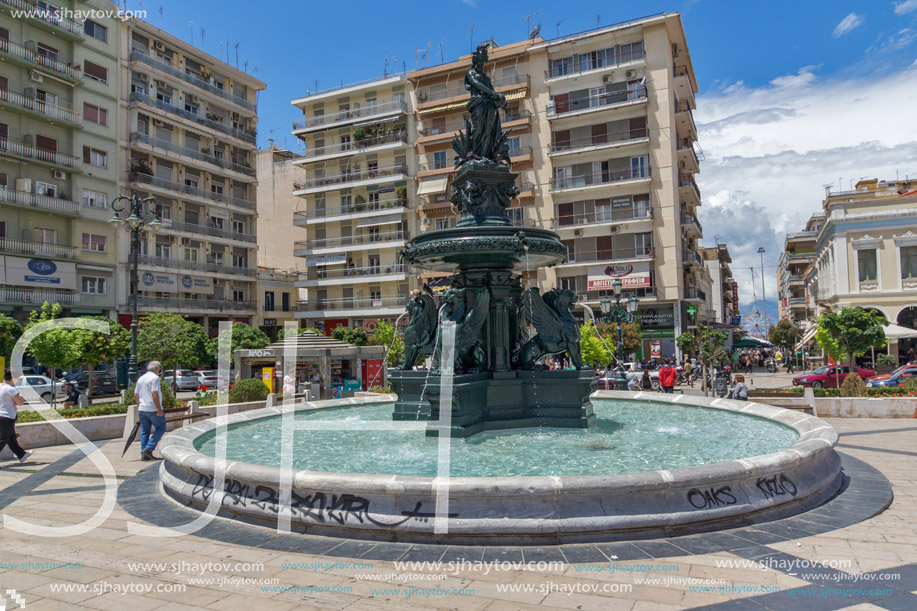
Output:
18 404 128 424
228 378 269 404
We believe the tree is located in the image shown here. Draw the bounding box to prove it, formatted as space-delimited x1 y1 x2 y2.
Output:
276 326 322 341
0 313 23 361
580 321 612 367
24 303 81 406
368 319 403 367
331 326 368 346
70 316 129 403
596 321 642 358
209 322 270 359
676 324 728 396
137 313 211 389
768 319 798 352
815 307 887 372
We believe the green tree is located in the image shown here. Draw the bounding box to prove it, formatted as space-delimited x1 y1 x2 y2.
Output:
276 326 322 340
676 323 728 396
137 313 211 389
209 322 270 359
369 319 403 367
596 321 642 358
331 326 369 346
70 316 130 402
24 303 80 406
580 321 613 367
768 319 798 352
815 308 887 370
0 313 23 361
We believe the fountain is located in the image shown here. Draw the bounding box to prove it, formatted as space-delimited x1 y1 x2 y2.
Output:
391 43 596 437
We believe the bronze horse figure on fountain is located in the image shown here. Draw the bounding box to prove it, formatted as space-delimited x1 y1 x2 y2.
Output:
513 288 584 370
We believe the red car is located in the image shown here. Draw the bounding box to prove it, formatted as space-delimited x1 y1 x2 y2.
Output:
792 365 875 388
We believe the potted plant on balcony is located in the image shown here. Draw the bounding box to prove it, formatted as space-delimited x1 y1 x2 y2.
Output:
354 195 367 212
130 159 153 175
395 186 407 204
352 127 368 144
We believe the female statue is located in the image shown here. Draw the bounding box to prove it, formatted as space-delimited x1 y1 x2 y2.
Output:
463 44 509 163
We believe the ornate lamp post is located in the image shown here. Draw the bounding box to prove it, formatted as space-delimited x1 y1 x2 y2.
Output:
109 192 163 383
599 279 639 390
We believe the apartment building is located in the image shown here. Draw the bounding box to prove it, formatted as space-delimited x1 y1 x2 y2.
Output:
119 19 265 335
777 214 823 323
700 244 737 324
0 0 121 323
290 75 415 334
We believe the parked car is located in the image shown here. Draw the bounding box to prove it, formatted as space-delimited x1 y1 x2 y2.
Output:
67 372 118 395
15 375 68 403
195 370 235 389
792 365 876 388
162 369 201 391
866 365 917 388
596 369 660 391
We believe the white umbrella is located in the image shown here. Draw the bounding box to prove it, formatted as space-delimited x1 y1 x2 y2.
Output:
882 323 917 339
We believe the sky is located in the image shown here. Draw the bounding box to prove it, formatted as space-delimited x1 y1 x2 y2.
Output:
133 0 917 328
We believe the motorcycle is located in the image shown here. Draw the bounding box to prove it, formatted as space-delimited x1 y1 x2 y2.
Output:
765 357 777 373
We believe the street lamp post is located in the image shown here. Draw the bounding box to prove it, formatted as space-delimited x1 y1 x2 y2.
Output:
109 192 163 383
758 246 768 337
599 279 639 390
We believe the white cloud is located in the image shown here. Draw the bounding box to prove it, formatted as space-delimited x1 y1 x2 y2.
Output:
833 13 864 38
694 66 917 309
769 65 818 89
894 0 917 16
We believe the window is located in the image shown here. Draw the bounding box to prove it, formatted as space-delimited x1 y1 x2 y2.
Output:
184 247 199 262
82 146 107 167
34 226 57 245
433 151 447 170
368 226 380 242
35 181 57 197
81 233 107 252
82 277 107 295
83 60 108 84
83 103 107 126
281 292 290 312
857 249 877 282
232 219 245 234
84 20 107 42
550 56 573 77
37 42 58 62
211 252 223 265
264 291 275 311
232 253 246 268
155 242 171 258
233 289 245 302
434 217 451 230
631 155 649 178
156 91 172 105
184 102 199 115
506 136 521 158
901 246 917 280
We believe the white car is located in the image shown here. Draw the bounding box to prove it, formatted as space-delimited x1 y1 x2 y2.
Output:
15 375 69 403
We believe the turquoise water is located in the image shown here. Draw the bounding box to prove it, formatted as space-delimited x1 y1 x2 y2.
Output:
194 400 798 477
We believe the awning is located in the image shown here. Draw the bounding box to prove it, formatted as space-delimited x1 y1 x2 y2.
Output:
357 213 402 227
504 88 528 101
417 176 449 195
796 326 818 350
883 323 917 339
418 100 466 115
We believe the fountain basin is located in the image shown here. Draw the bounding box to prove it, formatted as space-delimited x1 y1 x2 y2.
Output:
157 391 841 544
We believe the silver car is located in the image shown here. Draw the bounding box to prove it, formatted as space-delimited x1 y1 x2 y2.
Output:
162 369 200 391
15 375 69 403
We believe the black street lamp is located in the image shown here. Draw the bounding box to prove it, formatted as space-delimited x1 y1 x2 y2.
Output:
109 192 163 383
599 278 639 390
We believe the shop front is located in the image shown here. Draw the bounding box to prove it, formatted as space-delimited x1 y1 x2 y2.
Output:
635 304 676 361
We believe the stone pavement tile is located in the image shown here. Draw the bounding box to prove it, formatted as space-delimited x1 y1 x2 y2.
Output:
597 542 654 560
268 568 352 588
343 599 442 611
630 602 682 611
3 570 59 590
42 565 116 584
144 603 211 611
341 578 488 610
81 590 167 611
483 600 572 611
203 593 301 611
464 578 545 605
24 581 98 605
557 544 607 564
92 573 228 607
543 591 642 610
686 564 779 585
16 597 88 611
267 586 361 609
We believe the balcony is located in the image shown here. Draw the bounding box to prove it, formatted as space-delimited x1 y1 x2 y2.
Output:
0 286 78 305
550 166 651 193
786 274 804 285
135 297 256 312
0 37 81 79
0 136 81 170
547 88 647 119
550 129 648 156
292 99 407 133
678 174 701 201
418 74 529 105
0 236 77 259
0 88 81 126
293 198 408 225
418 109 531 144
162 219 256 244
682 249 702 266
552 209 652 229
130 50 256 112
294 296 405 314
562 245 654 265
296 264 410 287
544 49 646 80
294 230 407 253
0 187 80 215
130 133 255 177
685 287 706 301
0 0 83 39
301 129 408 161
293 164 408 194
788 297 807 305
137 254 257 277
128 92 256 144
128 172 256 210
681 213 702 238
576 287 657 303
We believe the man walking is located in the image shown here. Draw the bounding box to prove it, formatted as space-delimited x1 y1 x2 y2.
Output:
658 358 677 394
136 361 165 461
786 352 795 374
0 370 33 463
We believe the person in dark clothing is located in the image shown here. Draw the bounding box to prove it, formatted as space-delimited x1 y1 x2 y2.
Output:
641 368 653 391
63 383 81 408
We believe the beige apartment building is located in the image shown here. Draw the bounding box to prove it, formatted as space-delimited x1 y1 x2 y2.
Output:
118 18 265 335
700 244 737 324
777 213 823 323
1 0 122 323
289 75 415 334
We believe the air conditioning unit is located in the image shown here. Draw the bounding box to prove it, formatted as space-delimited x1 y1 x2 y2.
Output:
417 92 428 101
602 74 613 83
155 79 166 88
52 170 66 180
21 134 33 146
231 112 240 121
610 226 620 233
192 95 200 103
154 41 165 51
626 70 636 79
574 229 583 237
181 238 191 245
23 87 36 99
139 73 149 82
29 70 44 83
577 218 588 225
153 118 164 126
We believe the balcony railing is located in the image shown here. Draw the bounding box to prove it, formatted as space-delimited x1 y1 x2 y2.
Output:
0 0 83 36
294 164 408 191
550 166 651 191
0 136 81 169
685 287 706 301
162 219 256 243
678 174 701 199
0 37 81 78
130 50 256 111
564 245 654 264
0 286 80 305
674 98 694 113
419 110 531 137
683 249 702 265
293 99 407 131
0 187 80 214
137 254 257 277
128 172 256 210
547 86 647 118
0 87 81 125
552 209 651 228
681 213 702 233
295 230 407 251
0 236 77 258
508 145 533 159
130 133 255 176
577 287 657 302
128 92 256 143
135 296 256 311
298 264 409 282
788 297 807 305
295 296 405 312
418 74 529 104
786 274 804 284
304 130 408 158
550 128 648 154
293 198 407 222
545 49 645 79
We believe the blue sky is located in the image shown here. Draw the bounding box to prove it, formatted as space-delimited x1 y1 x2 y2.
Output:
138 0 917 329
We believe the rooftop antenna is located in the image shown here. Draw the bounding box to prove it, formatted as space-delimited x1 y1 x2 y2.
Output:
556 18 566 38
822 183 832 196
438 37 445 64
522 11 540 38
243 59 248 72
597 14 600 26
235 43 239 69
189 21 193 45
200 27 204 50
384 56 389 77
469 23 475 52
529 23 541 40
158 5 163 27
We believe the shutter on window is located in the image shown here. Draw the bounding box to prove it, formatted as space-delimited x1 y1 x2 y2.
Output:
84 61 107 81
83 146 91 163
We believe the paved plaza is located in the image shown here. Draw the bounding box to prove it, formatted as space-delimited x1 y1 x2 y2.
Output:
0 416 914 610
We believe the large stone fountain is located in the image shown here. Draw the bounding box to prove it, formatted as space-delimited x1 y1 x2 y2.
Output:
390 43 597 437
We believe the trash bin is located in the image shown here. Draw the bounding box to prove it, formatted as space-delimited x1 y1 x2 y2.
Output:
714 378 728 397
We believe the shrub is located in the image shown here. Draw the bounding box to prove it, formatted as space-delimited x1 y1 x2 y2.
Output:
368 386 392 393
124 380 177 410
840 373 868 397
903 377 917 392
876 354 897 367
228 378 269 404
18 404 128 424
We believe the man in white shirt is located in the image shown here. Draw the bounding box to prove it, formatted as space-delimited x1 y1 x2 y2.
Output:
135 361 164 461
0 370 33 463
